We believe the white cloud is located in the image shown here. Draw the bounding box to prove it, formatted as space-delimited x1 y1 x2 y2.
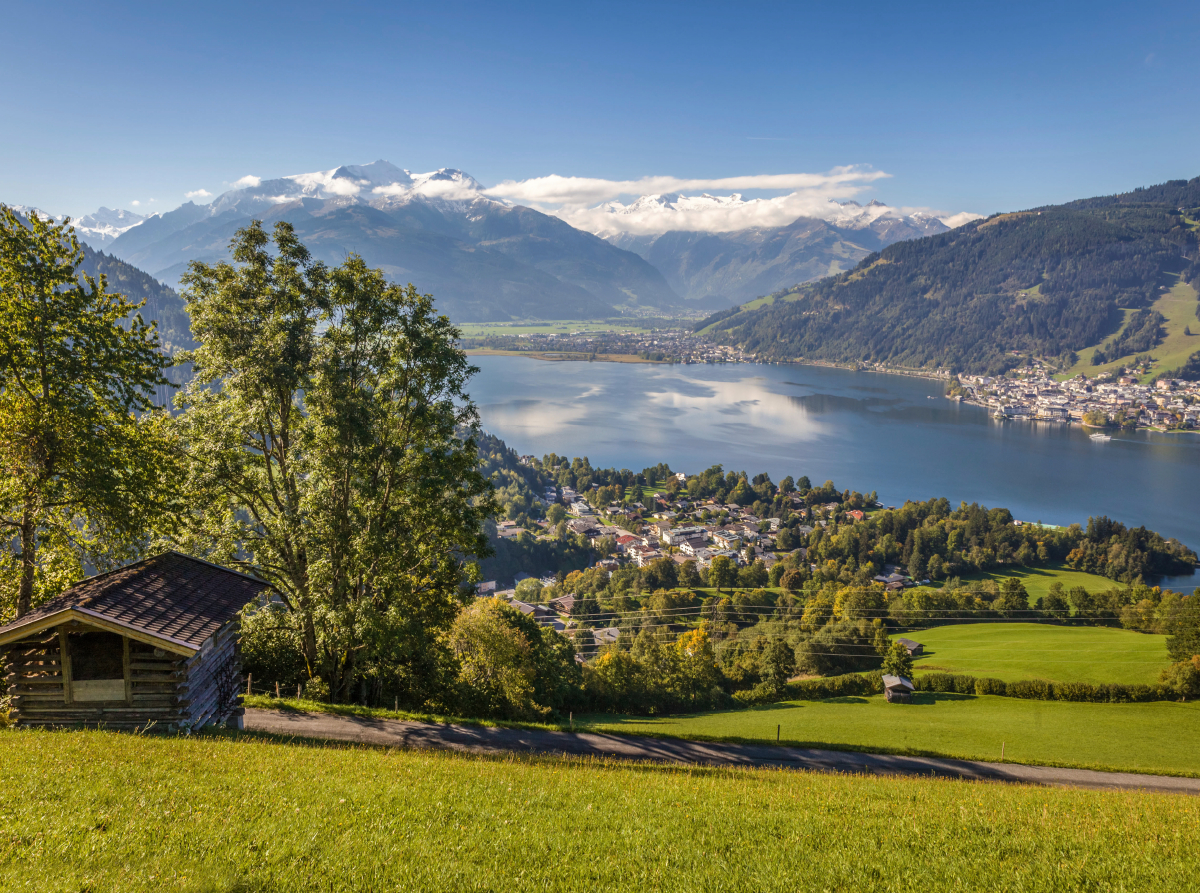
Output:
939 211 984 228
232 175 261 189
185 188 212 199
130 200 140 206
485 166 888 206
288 169 362 197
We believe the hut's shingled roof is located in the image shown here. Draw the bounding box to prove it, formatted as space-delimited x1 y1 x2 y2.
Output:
0 552 268 649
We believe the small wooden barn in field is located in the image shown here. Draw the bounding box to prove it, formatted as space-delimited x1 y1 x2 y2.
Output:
895 637 924 656
0 552 267 731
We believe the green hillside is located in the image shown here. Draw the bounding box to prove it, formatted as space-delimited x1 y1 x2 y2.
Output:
4 730 1199 891
908 623 1172 685
700 177 1200 375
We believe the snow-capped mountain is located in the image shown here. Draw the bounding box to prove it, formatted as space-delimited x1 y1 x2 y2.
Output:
69 207 148 246
103 161 678 320
6 203 147 249
597 197 956 306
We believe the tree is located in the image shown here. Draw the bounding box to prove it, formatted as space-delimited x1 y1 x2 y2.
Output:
872 619 890 655
174 221 492 703
738 558 768 589
678 559 701 588
447 598 539 718
882 640 913 678
995 578 1031 616
780 567 806 592
546 503 567 524
710 555 737 592
1042 582 1071 620
514 578 544 602
0 206 174 619
764 638 795 692
1167 594 1200 661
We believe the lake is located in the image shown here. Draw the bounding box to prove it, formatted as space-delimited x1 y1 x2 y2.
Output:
467 355 1200 591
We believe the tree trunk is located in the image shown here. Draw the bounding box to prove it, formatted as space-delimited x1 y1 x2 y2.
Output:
16 506 36 618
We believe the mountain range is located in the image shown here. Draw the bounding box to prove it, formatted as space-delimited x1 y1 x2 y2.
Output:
607 199 950 305
48 160 958 320
699 177 1200 375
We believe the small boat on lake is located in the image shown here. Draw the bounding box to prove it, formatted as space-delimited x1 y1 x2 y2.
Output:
1089 433 1112 441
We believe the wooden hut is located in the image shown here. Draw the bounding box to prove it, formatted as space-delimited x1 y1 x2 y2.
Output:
882 674 915 704
0 552 268 731
895 637 924 656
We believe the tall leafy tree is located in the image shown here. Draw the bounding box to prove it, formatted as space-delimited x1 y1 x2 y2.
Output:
0 206 173 620
176 221 493 702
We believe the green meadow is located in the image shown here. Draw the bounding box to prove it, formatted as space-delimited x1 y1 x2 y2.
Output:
1063 277 1200 381
909 622 1172 685
2 730 1199 892
582 695 1200 776
917 562 1118 602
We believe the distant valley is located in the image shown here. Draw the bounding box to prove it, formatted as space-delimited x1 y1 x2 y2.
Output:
27 160 960 323
700 177 1200 376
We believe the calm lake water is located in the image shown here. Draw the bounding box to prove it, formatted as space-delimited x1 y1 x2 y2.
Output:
467 355 1200 591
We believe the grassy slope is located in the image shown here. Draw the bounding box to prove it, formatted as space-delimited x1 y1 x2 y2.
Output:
582 695 1200 776
908 622 1171 684
1063 277 1199 380
917 562 1119 601
2 732 1199 892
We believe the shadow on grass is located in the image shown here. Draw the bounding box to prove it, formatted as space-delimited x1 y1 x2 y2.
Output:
910 692 977 705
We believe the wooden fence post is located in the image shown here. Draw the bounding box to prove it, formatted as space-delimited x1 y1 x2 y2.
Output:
246 673 252 697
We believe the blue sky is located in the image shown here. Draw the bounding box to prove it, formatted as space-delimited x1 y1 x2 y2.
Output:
3 0 1197 219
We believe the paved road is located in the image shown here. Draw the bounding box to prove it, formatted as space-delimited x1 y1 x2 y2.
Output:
244 708 1199 795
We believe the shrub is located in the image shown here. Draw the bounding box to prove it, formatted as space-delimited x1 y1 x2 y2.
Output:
915 673 976 694
974 677 1007 696
1006 678 1054 700
304 677 330 702
1051 682 1100 702
785 671 883 701
1159 657 1200 700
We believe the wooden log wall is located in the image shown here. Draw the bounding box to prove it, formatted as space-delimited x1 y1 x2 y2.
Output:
4 621 244 731
3 633 66 716
179 621 242 729
4 629 186 730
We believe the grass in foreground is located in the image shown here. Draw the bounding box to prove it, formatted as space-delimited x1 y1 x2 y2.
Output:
581 695 1200 776
2 731 1200 892
909 622 1171 685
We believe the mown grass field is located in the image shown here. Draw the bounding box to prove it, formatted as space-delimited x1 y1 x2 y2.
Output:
582 695 1200 776
909 622 1172 685
2 731 1199 892
917 562 1117 602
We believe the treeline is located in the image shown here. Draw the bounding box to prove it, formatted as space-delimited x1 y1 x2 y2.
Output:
703 176 1200 374
1092 309 1166 365
792 499 1196 586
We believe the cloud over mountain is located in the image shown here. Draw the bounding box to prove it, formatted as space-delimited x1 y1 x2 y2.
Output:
483 166 978 236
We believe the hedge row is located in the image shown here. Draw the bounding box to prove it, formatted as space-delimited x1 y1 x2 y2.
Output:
732 669 1183 707
732 672 884 706
913 672 1166 703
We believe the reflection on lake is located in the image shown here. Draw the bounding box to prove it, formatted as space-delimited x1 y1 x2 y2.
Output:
467 356 1200 589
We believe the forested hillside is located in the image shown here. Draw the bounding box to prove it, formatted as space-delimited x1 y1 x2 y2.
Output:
702 178 1200 374
77 243 193 353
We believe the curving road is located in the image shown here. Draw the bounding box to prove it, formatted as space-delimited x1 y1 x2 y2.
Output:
244 708 1200 795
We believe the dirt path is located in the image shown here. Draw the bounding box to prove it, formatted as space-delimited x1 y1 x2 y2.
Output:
244 708 1199 795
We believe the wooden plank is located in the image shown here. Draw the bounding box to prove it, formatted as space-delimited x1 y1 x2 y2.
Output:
58 628 71 705
123 636 132 705
0 610 196 655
